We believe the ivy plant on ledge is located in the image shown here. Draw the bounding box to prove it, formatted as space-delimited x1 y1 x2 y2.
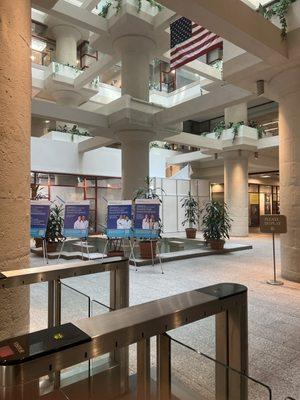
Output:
99 0 162 18
258 0 296 39
200 120 267 143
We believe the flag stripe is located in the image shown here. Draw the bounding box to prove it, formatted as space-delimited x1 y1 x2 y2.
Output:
170 17 223 70
171 35 222 65
171 29 210 56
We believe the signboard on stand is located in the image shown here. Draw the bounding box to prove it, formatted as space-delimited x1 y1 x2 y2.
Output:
30 201 51 238
107 201 133 238
63 202 90 238
134 199 160 239
260 215 287 234
260 214 287 286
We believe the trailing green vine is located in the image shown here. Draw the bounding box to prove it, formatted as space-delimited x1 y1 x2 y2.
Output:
99 0 162 18
258 0 296 39
200 120 266 142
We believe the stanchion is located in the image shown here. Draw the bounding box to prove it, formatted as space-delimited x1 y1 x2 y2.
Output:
267 232 284 286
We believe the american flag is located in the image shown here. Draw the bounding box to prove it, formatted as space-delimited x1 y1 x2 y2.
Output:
170 17 223 70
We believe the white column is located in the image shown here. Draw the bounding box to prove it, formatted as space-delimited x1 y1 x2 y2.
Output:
120 131 154 199
113 35 156 198
224 103 248 125
0 0 31 339
52 25 81 66
224 150 249 237
114 35 155 101
269 66 300 282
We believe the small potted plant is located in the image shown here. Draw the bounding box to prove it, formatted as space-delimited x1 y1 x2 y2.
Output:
201 201 232 250
45 204 64 252
133 177 163 259
181 192 199 239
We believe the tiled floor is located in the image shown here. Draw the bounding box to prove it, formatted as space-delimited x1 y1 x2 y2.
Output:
30 233 300 399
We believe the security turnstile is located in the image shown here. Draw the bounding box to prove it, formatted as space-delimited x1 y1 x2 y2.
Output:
0 281 248 400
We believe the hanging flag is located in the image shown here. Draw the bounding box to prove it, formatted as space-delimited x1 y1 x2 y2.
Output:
170 17 223 70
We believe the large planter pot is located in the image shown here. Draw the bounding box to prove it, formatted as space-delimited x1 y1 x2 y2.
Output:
107 250 124 257
139 240 157 259
47 242 59 253
185 228 197 239
209 239 225 251
34 238 43 248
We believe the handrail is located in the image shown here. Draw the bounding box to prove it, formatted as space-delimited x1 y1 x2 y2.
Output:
0 257 128 289
0 283 248 394
166 333 273 399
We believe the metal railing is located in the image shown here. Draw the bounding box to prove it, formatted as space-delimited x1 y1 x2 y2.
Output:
0 257 129 329
0 282 249 400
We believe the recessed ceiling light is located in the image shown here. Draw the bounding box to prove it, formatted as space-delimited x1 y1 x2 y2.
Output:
45 120 50 124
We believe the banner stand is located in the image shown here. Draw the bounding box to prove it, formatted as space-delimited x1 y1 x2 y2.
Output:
57 237 90 262
42 238 48 265
134 237 164 274
102 237 137 268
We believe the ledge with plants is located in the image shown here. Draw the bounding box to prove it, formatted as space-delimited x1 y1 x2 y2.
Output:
200 120 267 143
99 0 162 18
49 124 91 142
258 0 297 40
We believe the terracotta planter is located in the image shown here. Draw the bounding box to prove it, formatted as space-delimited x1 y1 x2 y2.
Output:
34 238 43 248
185 228 197 239
139 240 157 259
107 250 124 257
209 239 225 251
47 242 59 253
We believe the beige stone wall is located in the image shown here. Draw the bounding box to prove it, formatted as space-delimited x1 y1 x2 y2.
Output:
0 0 31 339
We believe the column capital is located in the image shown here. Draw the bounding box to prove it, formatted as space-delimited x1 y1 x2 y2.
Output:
52 25 82 42
222 149 252 161
117 129 155 144
268 65 300 101
113 35 156 56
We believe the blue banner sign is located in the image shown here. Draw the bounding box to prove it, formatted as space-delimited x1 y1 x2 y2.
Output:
63 202 90 238
133 199 160 239
106 201 133 238
30 201 51 238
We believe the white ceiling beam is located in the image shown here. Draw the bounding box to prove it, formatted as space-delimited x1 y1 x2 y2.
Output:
31 0 60 11
78 136 116 153
80 0 100 11
32 0 107 35
74 55 118 89
153 8 177 30
158 0 288 64
167 150 211 165
165 132 222 150
257 135 279 149
32 98 108 129
162 51 222 82
155 84 253 125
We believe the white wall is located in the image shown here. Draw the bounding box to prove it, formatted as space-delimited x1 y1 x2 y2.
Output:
31 138 177 178
153 178 210 233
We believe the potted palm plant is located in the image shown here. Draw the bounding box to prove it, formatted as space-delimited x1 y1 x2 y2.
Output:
181 192 199 239
133 177 163 259
45 204 64 252
201 201 232 250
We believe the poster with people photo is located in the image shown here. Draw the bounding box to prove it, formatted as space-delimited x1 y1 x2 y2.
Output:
134 199 160 239
30 201 51 238
107 200 133 238
63 201 90 238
